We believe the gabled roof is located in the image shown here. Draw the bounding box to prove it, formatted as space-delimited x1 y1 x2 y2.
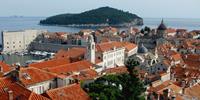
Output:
46 60 93 76
29 58 70 70
72 69 98 81
0 77 49 100
96 41 124 52
54 47 86 59
46 84 90 100
149 80 181 94
96 41 136 52
19 67 56 86
185 83 200 99
0 61 12 74
102 66 128 74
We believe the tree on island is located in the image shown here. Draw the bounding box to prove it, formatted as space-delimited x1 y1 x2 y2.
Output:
86 58 145 100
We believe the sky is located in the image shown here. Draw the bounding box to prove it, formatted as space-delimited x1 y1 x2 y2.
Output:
0 0 200 18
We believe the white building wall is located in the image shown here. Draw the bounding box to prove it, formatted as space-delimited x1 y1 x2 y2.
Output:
2 29 46 53
57 77 73 87
127 46 138 57
102 48 125 69
27 80 55 94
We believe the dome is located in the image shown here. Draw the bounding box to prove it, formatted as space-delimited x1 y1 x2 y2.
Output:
157 19 167 30
138 43 148 53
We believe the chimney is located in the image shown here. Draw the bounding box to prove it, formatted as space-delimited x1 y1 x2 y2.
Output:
0 66 3 73
8 90 13 100
11 66 20 82
181 88 185 95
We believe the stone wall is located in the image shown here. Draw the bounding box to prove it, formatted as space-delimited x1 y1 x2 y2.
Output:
30 42 86 52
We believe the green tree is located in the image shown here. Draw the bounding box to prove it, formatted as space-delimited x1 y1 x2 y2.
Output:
125 58 140 75
87 57 145 100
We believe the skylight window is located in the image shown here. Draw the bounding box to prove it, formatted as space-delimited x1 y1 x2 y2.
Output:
22 73 31 80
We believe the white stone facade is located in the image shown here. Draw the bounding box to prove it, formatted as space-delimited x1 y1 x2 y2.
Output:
1 29 46 53
27 79 56 94
102 48 125 69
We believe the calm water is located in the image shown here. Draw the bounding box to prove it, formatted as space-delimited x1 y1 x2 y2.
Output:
0 54 45 66
0 17 200 65
0 17 199 33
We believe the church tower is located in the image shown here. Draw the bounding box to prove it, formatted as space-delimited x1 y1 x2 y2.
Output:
157 19 167 38
87 35 95 64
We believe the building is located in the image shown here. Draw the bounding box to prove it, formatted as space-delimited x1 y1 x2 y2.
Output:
86 35 137 72
10 67 57 94
0 77 49 100
54 47 86 62
1 29 47 53
44 60 97 87
45 83 90 100
0 61 13 76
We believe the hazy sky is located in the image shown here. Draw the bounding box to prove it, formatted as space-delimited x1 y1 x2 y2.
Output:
0 0 200 18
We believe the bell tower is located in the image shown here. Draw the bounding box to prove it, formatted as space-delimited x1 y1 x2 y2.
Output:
87 35 95 64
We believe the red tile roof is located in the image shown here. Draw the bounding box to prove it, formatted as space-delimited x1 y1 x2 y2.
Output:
54 47 86 60
185 83 200 99
166 28 176 33
29 58 70 70
0 61 12 74
121 42 137 52
46 83 90 100
96 41 137 52
72 69 98 81
46 60 93 77
0 77 49 100
19 67 56 86
102 66 128 74
149 80 181 94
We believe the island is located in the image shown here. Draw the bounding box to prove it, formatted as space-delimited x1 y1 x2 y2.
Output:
40 7 143 27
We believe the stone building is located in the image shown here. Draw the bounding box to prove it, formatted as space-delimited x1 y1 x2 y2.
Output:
137 19 168 50
1 29 47 53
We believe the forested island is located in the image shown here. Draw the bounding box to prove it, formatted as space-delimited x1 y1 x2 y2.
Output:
40 7 143 27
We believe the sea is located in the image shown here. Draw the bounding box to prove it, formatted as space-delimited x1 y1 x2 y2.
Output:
0 17 200 33
0 17 199 65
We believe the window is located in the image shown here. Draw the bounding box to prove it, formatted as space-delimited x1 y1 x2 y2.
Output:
19 45 21 47
13 42 15 44
13 46 15 48
19 41 21 43
7 46 9 48
7 42 9 44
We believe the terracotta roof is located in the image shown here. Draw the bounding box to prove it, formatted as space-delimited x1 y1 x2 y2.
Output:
29 58 70 70
162 59 171 67
102 66 128 74
96 41 123 52
176 29 187 32
46 60 93 77
19 67 56 86
166 28 176 33
72 69 98 81
46 83 90 100
0 77 13 93
0 77 49 100
96 41 136 52
54 48 86 59
0 61 12 74
121 42 137 52
100 37 110 43
149 80 181 94
185 83 200 99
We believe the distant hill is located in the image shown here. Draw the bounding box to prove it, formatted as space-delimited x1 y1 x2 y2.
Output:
40 7 143 27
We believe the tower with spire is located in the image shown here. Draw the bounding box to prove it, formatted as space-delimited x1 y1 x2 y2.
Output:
157 19 167 38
